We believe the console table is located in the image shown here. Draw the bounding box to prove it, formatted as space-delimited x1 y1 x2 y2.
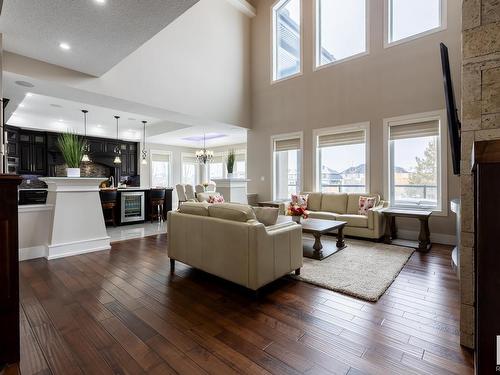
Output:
382 208 432 252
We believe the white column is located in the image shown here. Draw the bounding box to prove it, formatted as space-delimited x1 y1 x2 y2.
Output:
40 177 111 259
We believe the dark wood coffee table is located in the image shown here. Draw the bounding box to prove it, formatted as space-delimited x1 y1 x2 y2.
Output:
300 218 347 260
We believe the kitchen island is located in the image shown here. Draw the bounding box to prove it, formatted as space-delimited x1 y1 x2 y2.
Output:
100 187 173 225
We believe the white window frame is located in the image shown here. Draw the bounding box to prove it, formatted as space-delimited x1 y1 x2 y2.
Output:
181 152 199 185
312 122 370 193
271 131 304 200
384 0 447 48
313 0 370 71
149 150 173 188
271 0 303 84
383 110 448 216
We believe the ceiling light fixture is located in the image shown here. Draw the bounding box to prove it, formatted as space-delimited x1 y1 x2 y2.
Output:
113 115 122 164
18 104 25 108
59 42 71 50
26 93 33 97
195 133 214 165
81 110 91 162
95 0 106 4
141 121 148 165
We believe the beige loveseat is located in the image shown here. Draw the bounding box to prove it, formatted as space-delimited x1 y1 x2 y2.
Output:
167 202 303 290
304 192 388 240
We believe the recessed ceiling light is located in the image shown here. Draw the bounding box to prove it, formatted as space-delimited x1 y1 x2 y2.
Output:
59 42 71 50
26 93 33 97
95 0 106 4
97 124 102 128
15 80 35 88
18 104 25 108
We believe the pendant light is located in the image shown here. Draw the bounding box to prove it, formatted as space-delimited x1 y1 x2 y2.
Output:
113 115 122 164
81 109 91 162
195 133 214 164
141 120 148 165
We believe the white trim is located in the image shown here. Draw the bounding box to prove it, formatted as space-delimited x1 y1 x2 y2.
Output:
46 237 111 260
384 0 447 49
397 229 456 246
383 110 448 216
271 0 303 84
271 131 304 200
19 246 47 261
312 122 370 193
313 0 370 71
149 150 173 188
225 0 256 17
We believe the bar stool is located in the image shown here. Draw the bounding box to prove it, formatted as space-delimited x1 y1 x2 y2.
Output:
150 189 166 223
100 190 118 227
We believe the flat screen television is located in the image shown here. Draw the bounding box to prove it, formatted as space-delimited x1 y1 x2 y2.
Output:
440 43 461 175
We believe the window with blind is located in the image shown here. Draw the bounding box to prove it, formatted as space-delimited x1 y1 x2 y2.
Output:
273 0 301 81
387 0 445 46
387 116 442 210
272 135 302 200
182 154 198 186
315 0 367 68
150 152 171 188
208 155 224 180
315 126 368 193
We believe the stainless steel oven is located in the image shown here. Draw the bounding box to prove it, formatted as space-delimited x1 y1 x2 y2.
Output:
120 191 145 223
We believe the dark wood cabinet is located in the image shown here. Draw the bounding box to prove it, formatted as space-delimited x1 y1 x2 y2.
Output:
473 140 500 375
18 130 47 175
5 126 19 157
87 138 104 154
0 175 22 365
118 143 137 176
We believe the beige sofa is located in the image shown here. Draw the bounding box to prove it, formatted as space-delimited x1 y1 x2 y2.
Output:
304 192 388 240
167 202 303 291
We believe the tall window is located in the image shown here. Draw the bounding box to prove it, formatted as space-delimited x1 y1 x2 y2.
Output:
316 0 367 68
272 0 301 81
233 150 247 179
182 154 198 185
150 152 171 188
386 112 446 212
315 125 368 193
272 135 302 200
208 154 224 180
387 0 445 45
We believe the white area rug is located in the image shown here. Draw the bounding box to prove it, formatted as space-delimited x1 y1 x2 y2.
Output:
292 238 415 302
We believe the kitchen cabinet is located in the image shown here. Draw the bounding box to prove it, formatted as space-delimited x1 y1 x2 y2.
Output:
87 138 105 153
18 131 47 175
4 126 18 157
119 143 137 176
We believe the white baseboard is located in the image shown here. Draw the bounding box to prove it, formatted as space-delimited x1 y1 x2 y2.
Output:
46 237 111 260
19 246 47 261
397 229 456 246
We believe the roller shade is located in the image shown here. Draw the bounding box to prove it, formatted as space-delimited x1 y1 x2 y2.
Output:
182 155 198 163
274 138 301 152
389 120 439 141
318 130 365 148
151 153 170 162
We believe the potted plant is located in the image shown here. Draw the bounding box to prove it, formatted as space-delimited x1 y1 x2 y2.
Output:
226 150 236 178
57 132 86 177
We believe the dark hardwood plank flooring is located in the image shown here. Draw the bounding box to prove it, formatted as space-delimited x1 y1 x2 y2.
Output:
17 234 473 374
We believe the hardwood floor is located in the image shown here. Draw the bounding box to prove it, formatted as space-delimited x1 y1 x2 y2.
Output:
17 234 473 375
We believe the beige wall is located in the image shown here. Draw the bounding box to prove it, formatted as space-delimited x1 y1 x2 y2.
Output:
460 0 500 349
247 0 462 239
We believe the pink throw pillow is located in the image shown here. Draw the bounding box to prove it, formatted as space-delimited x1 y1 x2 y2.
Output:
208 195 225 204
358 196 376 215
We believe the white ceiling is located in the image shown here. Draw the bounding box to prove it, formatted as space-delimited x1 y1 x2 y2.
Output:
0 0 199 76
5 91 247 148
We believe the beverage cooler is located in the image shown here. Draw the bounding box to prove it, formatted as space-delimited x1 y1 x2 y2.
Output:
120 191 145 223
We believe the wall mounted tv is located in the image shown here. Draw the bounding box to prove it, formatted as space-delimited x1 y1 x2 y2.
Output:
440 43 461 175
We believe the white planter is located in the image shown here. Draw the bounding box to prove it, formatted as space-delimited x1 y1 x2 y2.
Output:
227 172 234 178
66 168 81 178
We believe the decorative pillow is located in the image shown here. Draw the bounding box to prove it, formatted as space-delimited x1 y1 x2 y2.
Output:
208 195 225 204
291 194 308 207
252 207 279 226
358 196 376 216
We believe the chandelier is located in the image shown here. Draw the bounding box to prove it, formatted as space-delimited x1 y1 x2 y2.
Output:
195 134 214 164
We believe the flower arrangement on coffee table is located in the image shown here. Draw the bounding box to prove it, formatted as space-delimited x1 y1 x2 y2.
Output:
287 194 308 223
